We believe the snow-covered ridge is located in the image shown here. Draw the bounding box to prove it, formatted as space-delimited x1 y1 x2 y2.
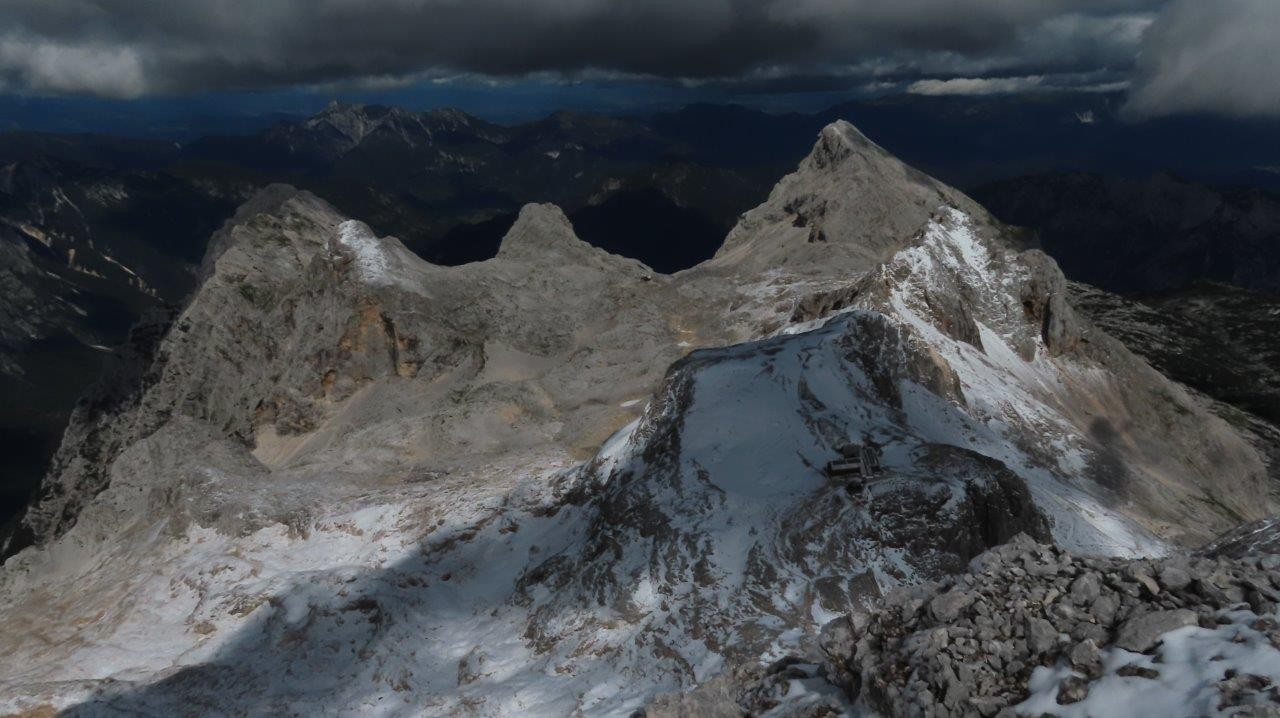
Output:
788 206 1262 550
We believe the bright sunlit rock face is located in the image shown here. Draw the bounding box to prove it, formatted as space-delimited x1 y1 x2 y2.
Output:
0 122 1273 717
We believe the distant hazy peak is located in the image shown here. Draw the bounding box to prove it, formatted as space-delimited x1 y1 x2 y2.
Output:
309 101 478 129
320 99 359 114
423 106 478 127
305 101 382 137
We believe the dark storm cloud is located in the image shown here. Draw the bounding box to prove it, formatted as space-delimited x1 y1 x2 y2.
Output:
0 0 1164 99
1125 0 1280 118
4 0 1273 119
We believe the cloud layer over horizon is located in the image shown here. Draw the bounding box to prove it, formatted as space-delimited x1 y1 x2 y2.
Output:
0 0 1273 119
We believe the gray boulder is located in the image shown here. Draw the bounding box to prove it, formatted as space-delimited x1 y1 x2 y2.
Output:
1114 610 1198 653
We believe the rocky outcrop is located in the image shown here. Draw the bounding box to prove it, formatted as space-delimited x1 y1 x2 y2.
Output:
821 532 1280 717
649 526 1280 717
0 158 244 532
1 307 174 556
4 188 347 550
1018 250 1081 357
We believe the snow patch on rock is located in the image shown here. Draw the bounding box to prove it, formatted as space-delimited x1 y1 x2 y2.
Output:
1022 610 1280 717
336 220 392 284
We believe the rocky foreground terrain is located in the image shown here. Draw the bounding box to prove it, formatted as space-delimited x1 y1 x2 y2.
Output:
0 121 1275 716
650 520 1280 717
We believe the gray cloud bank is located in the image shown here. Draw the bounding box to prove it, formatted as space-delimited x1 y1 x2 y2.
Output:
1125 0 1280 118
0 0 1274 118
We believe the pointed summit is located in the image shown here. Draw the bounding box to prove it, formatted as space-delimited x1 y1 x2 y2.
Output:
494 203 652 274
494 203 583 261
321 98 359 114
808 119 880 169
709 120 985 277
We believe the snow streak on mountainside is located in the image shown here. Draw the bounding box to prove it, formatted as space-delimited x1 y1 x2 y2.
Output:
842 210 1264 546
0 121 1271 716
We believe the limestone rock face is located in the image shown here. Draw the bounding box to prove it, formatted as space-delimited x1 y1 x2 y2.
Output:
0 121 1272 716
1018 249 1082 357
708 120 985 277
0 157 245 537
8 185 693 551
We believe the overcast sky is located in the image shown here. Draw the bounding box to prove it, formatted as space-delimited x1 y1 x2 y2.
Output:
0 0 1275 119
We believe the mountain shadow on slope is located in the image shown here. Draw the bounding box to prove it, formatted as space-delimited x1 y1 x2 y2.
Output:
418 210 519 265
1068 280 1280 493
974 172 1280 294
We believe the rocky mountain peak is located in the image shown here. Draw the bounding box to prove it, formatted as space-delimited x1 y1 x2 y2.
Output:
495 202 639 269
306 100 379 137
200 186 435 301
196 184 330 282
319 98 358 115
809 119 877 169
423 106 475 127
1 119 1274 717
708 119 986 278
